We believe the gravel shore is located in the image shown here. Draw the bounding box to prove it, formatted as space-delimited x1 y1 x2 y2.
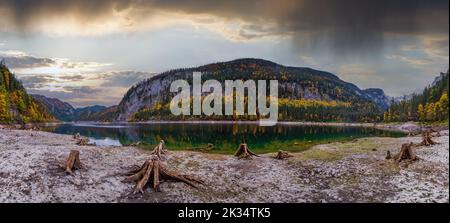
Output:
0 128 448 203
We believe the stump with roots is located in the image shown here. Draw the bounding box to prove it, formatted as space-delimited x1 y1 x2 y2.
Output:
274 150 293 160
124 158 203 194
151 140 167 158
73 133 81 140
392 143 419 162
60 150 82 174
234 143 259 159
420 131 437 146
385 150 392 160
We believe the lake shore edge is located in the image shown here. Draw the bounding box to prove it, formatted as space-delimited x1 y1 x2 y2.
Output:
0 124 448 203
3 120 446 134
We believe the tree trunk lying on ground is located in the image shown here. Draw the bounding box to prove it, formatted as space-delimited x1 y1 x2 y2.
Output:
124 158 203 194
234 143 259 159
61 150 82 174
390 143 419 162
420 131 437 146
274 150 293 160
151 140 167 158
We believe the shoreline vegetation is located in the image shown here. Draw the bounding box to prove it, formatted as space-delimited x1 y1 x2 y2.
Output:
0 122 448 203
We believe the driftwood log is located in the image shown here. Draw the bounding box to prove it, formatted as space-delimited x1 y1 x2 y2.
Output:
392 143 419 162
274 150 293 160
151 140 167 158
234 143 259 159
61 150 82 174
419 131 436 146
124 158 203 194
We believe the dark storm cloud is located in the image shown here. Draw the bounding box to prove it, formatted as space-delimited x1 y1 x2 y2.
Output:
100 71 154 87
0 0 447 53
1 56 55 68
62 86 101 95
58 75 85 81
19 75 54 89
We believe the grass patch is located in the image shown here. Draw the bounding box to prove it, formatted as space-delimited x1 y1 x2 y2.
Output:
293 138 389 161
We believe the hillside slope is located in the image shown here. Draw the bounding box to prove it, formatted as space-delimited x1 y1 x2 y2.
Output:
0 63 54 123
384 70 449 122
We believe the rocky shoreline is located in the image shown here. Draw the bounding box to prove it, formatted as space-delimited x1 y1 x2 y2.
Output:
0 127 448 203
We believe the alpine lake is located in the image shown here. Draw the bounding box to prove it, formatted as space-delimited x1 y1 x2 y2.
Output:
39 122 406 154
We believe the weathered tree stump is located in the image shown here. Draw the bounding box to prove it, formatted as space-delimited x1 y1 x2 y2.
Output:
420 131 436 146
274 150 293 160
151 140 167 158
73 133 81 140
234 143 259 159
385 150 392 160
62 150 82 174
124 158 203 194
393 143 419 162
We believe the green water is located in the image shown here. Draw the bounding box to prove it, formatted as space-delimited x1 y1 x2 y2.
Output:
40 122 406 154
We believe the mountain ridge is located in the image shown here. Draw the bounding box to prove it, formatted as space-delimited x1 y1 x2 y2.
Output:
31 94 114 122
116 58 389 122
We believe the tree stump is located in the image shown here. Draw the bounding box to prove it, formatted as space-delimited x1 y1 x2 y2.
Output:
124 158 203 194
393 143 419 162
385 150 392 160
419 131 436 146
73 133 81 140
234 143 259 159
274 150 293 160
151 140 167 158
62 150 82 174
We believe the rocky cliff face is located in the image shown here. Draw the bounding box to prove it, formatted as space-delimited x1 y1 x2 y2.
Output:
115 58 388 121
361 88 392 110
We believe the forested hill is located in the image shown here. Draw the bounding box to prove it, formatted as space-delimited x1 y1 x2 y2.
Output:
116 58 389 123
0 62 54 123
384 70 449 122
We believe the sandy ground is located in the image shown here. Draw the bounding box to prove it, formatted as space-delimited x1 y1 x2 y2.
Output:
0 127 448 203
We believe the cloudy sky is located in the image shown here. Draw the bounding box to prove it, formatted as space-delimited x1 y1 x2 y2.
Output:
0 0 448 107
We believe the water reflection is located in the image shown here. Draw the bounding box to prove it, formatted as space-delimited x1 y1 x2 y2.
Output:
39 122 406 154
